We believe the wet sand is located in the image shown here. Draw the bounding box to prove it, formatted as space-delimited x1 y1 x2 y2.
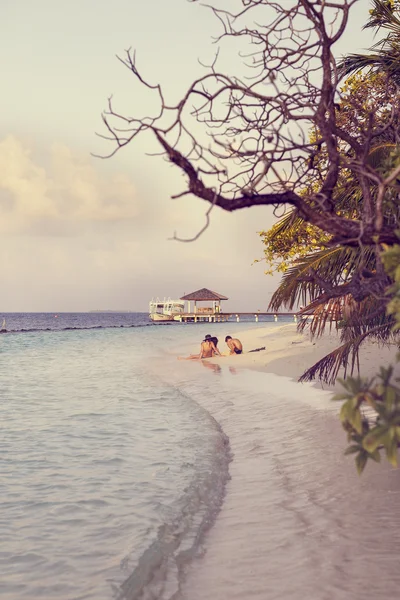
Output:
173 324 400 599
184 322 400 389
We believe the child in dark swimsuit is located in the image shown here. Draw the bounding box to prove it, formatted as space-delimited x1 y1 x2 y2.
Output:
225 335 243 355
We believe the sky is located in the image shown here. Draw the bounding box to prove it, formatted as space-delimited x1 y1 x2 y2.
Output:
1 0 374 312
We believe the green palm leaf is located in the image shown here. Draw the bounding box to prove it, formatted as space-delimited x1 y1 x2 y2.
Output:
364 0 400 32
338 1 400 82
269 245 376 312
299 325 394 385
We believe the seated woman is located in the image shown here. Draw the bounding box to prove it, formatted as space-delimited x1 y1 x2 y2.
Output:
178 335 221 360
210 336 221 356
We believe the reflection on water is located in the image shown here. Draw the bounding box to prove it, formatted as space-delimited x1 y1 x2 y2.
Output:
202 361 222 374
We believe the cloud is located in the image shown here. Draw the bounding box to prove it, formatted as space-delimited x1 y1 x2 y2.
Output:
0 137 279 312
0 136 139 235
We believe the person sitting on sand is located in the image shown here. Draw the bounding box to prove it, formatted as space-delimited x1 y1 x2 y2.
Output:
200 334 221 358
209 336 221 357
178 334 221 360
225 335 243 355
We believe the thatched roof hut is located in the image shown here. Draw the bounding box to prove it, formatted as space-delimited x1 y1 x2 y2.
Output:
180 288 228 301
180 288 228 314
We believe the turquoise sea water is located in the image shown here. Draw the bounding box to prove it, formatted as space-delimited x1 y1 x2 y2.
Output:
1 318 266 599
2 317 400 600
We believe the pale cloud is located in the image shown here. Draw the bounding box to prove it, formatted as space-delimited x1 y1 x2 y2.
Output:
0 133 280 312
0 136 139 235
0 139 278 312
0 0 377 312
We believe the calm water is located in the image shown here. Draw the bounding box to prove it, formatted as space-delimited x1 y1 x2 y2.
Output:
0 312 281 334
2 315 400 599
0 312 154 333
1 315 265 600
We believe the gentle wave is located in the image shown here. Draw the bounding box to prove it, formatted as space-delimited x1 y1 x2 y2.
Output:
117 416 231 600
0 312 289 336
1 327 234 600
0 323 174 335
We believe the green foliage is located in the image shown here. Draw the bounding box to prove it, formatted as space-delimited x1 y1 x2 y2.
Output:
269 245 376 312
262 70 398 399
260 2 400 474
334 367 400 473
339 72 397 134
383 242 400 331
367 0 400 30
259 70 396 277
339 0 400 84
333 220 400 476
258 213 330 274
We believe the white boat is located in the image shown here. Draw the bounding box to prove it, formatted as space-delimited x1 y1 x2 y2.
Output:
149 298 185 322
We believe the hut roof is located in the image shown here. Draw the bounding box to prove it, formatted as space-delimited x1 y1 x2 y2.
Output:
180 288 228 301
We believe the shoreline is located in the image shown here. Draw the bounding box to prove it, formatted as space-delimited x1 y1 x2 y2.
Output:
169 323 400 599
195 322 399 391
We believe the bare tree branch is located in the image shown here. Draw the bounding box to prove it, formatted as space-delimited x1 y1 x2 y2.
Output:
98 0 400 300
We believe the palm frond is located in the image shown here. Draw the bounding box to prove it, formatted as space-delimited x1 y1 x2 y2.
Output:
366 143 396 170
269 209 297 234
296 281 392 343
339 52 400 83
297 296 344 338
339 295 394 341
299 325 394 385
364 0 400 32
333 182 363 216
338 53 386 78
270 176 364 236
269 246 376 312
338 0 400 83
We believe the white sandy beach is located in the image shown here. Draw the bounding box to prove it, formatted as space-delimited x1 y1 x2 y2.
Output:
168 323 400 600
185 322 399 390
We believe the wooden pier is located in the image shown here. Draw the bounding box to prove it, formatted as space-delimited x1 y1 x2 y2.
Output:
175 312 298 323
168 288 298 324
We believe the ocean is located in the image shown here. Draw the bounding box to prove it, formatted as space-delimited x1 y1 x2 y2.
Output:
0 313 276 600
0 312 281 335
2 313 400 600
